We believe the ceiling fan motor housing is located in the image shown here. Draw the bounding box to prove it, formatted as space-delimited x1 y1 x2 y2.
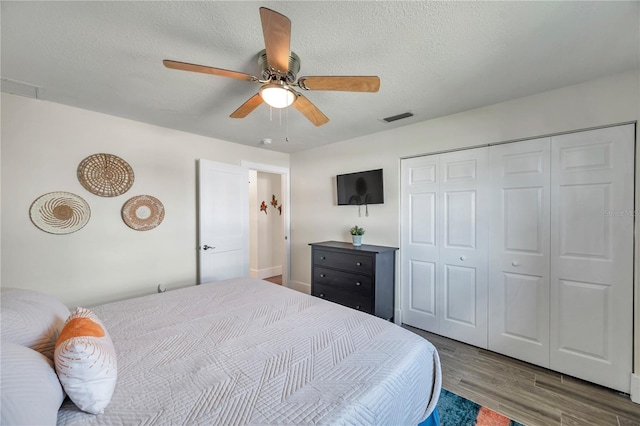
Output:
258 49 300 83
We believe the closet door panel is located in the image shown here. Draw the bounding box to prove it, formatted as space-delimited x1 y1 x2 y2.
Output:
401 156 441 332
439 148 488 348
550 124 634 393
488 138 551 366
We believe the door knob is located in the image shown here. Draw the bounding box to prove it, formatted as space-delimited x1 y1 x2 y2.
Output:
202 245 215 251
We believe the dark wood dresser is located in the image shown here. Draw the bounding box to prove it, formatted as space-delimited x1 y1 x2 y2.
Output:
309 241 398 320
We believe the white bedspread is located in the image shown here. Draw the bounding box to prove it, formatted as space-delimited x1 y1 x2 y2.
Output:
57 277 441 425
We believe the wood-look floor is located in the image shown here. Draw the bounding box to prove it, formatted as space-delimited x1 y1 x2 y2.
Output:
264 275 282 285
403 325 640 426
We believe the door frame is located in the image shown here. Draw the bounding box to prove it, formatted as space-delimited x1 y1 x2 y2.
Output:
242 161 291 288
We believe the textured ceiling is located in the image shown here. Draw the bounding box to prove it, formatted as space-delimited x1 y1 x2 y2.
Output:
1 1 638 153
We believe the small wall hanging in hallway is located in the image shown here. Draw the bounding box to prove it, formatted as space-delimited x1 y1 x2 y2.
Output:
260 201 268 214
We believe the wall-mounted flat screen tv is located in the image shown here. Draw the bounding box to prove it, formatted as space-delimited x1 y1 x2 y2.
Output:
337 169 384 205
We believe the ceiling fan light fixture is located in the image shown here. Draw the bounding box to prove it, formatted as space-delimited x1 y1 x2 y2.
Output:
260 83 296 108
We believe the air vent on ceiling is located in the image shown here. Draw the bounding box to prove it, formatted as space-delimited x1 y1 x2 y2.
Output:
382 112 413 123
1 78 42 99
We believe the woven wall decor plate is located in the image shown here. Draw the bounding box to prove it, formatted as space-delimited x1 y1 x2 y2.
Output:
122 195 165 231
30 192 91 234
77 153 134 197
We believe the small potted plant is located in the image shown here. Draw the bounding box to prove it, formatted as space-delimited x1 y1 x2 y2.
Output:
350 225 365 246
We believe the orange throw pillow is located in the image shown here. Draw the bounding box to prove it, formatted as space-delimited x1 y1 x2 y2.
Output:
54 307 117 414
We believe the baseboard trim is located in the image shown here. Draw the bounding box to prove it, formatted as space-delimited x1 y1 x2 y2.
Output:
631 373 640 404
290 280 310 294
250 265 282 280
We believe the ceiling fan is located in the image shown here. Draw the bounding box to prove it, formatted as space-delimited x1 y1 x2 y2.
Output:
163 7 380 126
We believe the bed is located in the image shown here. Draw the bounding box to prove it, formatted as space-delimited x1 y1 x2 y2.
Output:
2 277 441 425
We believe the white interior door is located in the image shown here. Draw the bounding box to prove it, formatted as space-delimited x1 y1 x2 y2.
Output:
401 155 441 332
198 159 249 283
489 138 551 367
401 148 488 348
549 124 634 393
438 148 488 348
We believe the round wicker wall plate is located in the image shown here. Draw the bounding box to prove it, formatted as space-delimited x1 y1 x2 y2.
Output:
77 153 134 197
30 192 91 234
122 195 165 231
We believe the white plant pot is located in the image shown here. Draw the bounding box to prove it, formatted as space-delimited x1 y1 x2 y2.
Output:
352 235 363 246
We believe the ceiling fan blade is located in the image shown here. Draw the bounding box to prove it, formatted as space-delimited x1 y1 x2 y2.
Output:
259 7 291 73
293 94 329 126
298 76 380 92
163 60 256 81
230 93 264 118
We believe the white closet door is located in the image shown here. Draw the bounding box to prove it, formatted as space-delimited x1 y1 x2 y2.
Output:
550 124 634 393
401 155 441 332
488 138 551 366
438 148 488 348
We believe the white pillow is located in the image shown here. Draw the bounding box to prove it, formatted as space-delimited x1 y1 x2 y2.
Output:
54 307 118 414
0 287 70 361
1 341 66 425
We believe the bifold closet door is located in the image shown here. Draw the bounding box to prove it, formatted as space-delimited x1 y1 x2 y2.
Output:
438 149 488 348
549 124 634 393
401 148 488 348
401 155 440 332
488 138 551 367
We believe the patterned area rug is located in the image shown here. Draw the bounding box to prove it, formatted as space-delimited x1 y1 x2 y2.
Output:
435 389 524 426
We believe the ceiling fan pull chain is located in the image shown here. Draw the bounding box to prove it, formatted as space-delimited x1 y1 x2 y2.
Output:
285 106 289 142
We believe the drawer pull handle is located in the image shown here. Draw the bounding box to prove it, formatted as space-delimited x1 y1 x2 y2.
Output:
459 256 466 261
319 293 324 298
320 274 325 278
512 260 519 267
356 305 361 310
356 262 362 266
355 282 361 286
321 256 326 260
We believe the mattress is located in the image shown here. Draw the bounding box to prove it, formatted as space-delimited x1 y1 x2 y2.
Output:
57 277 441 425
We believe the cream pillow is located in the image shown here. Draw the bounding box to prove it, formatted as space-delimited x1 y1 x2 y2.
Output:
54 307 117 414
1 341 66 425
0 287 70 360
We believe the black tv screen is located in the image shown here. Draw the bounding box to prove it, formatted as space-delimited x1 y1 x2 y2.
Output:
337 169 384 205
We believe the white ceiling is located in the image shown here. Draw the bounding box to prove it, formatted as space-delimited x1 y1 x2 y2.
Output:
2 1 638 153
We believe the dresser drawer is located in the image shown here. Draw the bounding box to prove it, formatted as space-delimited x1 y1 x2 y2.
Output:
312 284 372 314
313 267 372 295
313 249 373 275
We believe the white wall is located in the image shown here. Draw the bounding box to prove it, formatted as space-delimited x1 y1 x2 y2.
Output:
289 70 640 372
249 171 284 278
1 93 289 307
